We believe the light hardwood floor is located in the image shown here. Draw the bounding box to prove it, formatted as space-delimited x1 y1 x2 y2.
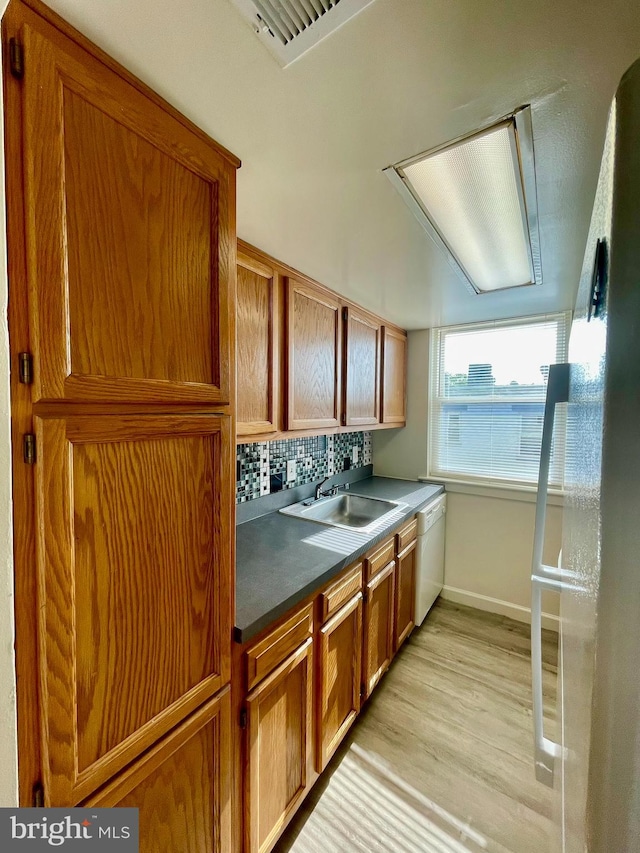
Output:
276 600 558 853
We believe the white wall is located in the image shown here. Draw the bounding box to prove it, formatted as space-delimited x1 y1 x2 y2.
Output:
373 329 562 627
0 0 19 809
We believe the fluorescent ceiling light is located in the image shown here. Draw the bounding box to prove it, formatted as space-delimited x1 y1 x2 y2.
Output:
384 107 542 294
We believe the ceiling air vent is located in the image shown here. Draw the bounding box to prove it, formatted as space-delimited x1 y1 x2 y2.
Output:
230 0 376 67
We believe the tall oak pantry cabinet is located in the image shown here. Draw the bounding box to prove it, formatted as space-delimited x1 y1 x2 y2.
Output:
3 1 239 849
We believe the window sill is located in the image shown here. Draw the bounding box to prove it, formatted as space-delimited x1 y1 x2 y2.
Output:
418 475 565 506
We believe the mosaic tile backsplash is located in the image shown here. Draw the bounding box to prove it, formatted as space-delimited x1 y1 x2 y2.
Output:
236 432 373 503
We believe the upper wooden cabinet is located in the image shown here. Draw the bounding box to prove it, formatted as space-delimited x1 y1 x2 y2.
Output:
286 278 342 430
381 327 408 424
8 0 237 406
343 307 381 427
235 243 406 438
237 249 281 435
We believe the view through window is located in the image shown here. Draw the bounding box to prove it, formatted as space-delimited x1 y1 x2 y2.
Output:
429 313 570 487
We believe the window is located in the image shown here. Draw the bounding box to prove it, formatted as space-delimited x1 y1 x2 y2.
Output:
428 313 570 488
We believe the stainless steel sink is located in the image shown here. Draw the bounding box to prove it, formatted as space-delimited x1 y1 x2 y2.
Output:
280 493 407 532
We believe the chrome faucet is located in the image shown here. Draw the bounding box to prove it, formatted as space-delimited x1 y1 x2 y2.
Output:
315 476 335 501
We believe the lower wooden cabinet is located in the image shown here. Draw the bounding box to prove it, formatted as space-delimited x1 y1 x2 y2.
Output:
244 639 314 853
362 560 395 700
85 688 231 853
394 539 417 651
316 592 363 772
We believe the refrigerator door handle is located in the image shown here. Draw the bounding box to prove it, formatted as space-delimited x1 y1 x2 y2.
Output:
531 362 571 787
531 572 565 786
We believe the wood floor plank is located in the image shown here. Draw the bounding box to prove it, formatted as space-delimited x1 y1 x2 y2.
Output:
275 600 558 853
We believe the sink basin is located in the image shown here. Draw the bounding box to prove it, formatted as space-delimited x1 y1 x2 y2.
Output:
280 492 407 532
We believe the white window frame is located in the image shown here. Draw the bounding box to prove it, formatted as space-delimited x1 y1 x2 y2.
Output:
427 312 571 491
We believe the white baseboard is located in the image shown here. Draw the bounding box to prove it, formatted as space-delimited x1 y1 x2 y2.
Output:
440 585 559 632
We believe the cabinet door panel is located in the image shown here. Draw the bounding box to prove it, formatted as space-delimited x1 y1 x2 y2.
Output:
237 252 280 435
344 308 380 426
245 639 313 853
363 561 395 700
36 413 232 804
381 327 407 424
20 13 234 404
317 593 362 772
86 689 231 853
394 540 417 651
287 280 341 430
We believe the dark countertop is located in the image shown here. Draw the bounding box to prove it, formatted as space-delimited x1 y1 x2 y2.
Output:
235 476 444 643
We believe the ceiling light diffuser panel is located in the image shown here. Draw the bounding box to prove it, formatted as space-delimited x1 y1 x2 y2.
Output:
384 107 542 295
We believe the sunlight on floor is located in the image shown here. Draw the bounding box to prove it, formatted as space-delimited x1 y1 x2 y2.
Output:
285 743 489 853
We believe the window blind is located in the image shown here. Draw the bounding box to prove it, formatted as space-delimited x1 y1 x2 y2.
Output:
429 313 570 488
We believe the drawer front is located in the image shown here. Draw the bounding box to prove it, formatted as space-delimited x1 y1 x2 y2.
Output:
364 536 395 581
320 563 363 622
396 517 417 552
246 603 314 691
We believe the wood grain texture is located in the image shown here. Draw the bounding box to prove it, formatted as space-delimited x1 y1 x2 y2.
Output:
245 639 314 853
362 561 395 700
344 308 380 426
86 689 232 853
2 4 42 804
380 326 407 425
237 251 280 434
36 413 232 804
319 562 362 622
275 600 558 853
246 604 314 693
316 593 362 773
4 0 237 813
17 3 235 404
63 88 213 385
286 280 342 430
395 516 417 551
394 539 416 652
363 535 395 582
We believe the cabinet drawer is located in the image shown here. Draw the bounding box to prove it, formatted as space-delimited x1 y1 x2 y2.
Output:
396 517 417 552
319 563 363 622
364 536 395 581
246 603 314 691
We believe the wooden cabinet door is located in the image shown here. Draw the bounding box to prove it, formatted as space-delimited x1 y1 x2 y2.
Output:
86 689 231 853
394 540 417 652
286 279 342 430
381 327 408 424
344 307 380 426
363 561 395 700
245 639 313 853
237 250 281 436
35 413 232 805
4 1 236 406
316 593 363 772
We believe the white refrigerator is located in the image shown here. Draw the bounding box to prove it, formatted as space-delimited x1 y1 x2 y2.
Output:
530 57 640 852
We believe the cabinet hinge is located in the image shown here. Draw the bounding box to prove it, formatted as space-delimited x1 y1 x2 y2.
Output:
239 708 247 729
23 433 36 465
363 589 368 604
342 307 348 322
9 38 24 79
32 781 44 808
18 352 33 385
340 412 346 426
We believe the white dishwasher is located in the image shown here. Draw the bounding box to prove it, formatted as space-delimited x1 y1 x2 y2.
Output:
414 494 446 626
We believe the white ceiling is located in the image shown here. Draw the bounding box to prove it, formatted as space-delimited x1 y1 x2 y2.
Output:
43 0 640 329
